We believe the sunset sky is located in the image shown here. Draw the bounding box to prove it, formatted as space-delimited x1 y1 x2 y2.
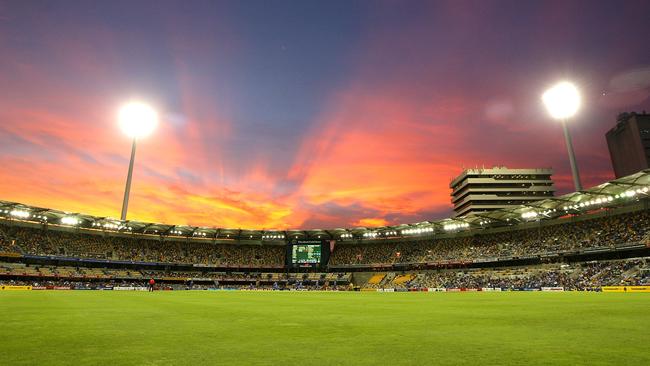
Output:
0 0 649 229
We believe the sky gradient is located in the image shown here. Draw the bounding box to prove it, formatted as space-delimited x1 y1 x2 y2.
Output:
1 0 649 229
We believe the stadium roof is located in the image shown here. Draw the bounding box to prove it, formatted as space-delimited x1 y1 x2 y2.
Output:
0 169 648 242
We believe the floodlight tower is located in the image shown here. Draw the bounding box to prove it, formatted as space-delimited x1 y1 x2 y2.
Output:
118 102 158 220
542 81 583 191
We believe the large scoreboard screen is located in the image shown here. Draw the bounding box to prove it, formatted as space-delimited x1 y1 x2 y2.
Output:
291 241 322 264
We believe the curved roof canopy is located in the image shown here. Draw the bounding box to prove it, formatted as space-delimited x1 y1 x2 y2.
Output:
1 169 648 243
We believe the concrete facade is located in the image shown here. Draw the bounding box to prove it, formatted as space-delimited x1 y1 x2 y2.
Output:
450 167 555 217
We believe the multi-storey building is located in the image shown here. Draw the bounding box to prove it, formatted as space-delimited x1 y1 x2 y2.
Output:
606 112 650 178
450 167 555 217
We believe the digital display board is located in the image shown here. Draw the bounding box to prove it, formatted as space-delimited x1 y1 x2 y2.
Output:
291 242 322 264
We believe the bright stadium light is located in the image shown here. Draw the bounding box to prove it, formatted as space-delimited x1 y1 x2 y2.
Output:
542 81 581 119
118 102 158 139
118 101 159 221
542 81 583 191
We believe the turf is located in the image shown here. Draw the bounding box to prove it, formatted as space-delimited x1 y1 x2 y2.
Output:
1 291 648 365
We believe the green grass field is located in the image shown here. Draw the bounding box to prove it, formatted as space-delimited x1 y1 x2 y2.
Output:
1 291 648 365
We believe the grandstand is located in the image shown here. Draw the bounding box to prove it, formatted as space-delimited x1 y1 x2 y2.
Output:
0 170 648 291
369 258 649 291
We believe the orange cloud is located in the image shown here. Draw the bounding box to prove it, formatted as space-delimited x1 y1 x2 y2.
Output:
352 218 389 228
288 88 466 225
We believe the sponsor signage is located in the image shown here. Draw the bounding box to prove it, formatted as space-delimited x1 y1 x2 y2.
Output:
113 286 148 291
0 285 31 290
615 243 644 250
602 286 650 293
541 287 565 292
583 248 609 253
0 252 21 258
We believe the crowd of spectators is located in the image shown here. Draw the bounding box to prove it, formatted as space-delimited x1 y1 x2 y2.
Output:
0 225 285 267
1 224 55 255
0 259 351 283
0 261 353 290
1 209 648 269
0 230 16 253
381 258 649 290
331 210 650 265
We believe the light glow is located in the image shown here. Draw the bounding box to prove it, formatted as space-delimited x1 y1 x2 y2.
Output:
521 211 538 219
10 210 30 218
542 81 581 120
443 222 469 231
118 102 159 139
61 216 80 225
403 227 434 235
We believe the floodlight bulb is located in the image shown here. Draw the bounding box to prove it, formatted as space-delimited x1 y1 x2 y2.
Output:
118 102 158 138
542 81 581 120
